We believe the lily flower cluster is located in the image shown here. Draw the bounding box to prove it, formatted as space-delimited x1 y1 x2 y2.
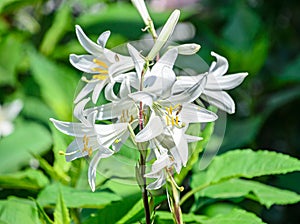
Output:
50 6 247 192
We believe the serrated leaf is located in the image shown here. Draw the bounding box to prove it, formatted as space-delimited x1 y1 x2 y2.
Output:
197 178 300 208
193 149 300 187
53 189 70 224
29 50 78 120
201 209 265 224
0 121 52 173
37 183 121 208
0 197 41 224
0 169 49 190
154 209 264 224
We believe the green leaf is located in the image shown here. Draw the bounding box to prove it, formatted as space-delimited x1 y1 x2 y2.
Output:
198 178 300 208
201 209 265 224
277 55 300 85
193 149 300 187
29 50 78 120
0 121 52 173
0 34 23 86
32 199 54 224
53 189 70 224
0 197 41 224
37 183 121 208
0 169 49 190
154 209 264 224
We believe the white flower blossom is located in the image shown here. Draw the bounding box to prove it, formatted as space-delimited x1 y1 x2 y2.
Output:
0 99 22 137
70 25 134 104
173 52 248 113
50 98 130 191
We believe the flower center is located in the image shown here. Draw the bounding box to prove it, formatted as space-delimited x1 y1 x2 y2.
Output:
90 58 109 81
82 135 93 156
164 105 182 127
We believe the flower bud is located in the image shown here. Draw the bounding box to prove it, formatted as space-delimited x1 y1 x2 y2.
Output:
147 9 180 61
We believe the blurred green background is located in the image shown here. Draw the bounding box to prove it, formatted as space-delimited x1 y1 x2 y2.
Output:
0 0 299 223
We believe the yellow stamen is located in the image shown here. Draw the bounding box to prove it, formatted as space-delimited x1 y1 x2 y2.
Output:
92 74 108 80
114 138 121 144
91 68 108 74
171 116 175 126
175 116 179 125
93 58 108 68
82 135 93 157
169 106 173 114
166 116 170 126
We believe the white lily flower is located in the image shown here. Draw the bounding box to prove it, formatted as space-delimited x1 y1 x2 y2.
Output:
173 52 248 114
0 99 23 137
50 98 129 191
147 10 180 61
144 148 174 190
128 44 217 166
70 25 134 104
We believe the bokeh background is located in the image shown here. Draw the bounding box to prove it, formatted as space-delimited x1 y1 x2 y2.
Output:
0 0 299 223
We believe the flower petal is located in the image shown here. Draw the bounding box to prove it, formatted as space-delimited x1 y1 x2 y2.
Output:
88 147 114 191
73 98 91 126
145 173 166 190
129 91 154 107
104 83 119 102
92 79 108 104
135 114 164 142
180 103 218 123
206 72 248 91
127 43 145 80
97 30 110 47
50 118 94 137
168 43 201 55
202 90 235 114
119 76 131 99
4 99 23 121
171 127 188 166
209 52 228 77
75 25 103 55
69 54 99 74
74 81 98 104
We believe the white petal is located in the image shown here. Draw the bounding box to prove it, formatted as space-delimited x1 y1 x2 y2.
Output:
92 79 108 104
50 118 94 137
171 128 188 166
170 147 182 173
154 48 178 70
129 91 154 106
65 137 100 162
94 122 128 137
104 83 119 102
119 76 131 99
69 54 99 74
131 0 152 26
202 90 235 114
74 81 98 104
180 103 218 123
75 25 103 55
162 75 207 105
97 30 110 47
73 98 91 126
4 99 23 121
206 72 248 91
185 134 203 143
108 59 134 79
88 147 114 191
0 121 14 137
135 115 164 142
127 44 145 80
209 52 229 77
146 173 166 190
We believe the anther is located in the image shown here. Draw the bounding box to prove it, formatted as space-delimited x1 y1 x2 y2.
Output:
93 58 108 68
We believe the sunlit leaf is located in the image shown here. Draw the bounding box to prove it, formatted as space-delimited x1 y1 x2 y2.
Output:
0 197 40 224
192 149 300 187
0 169 49 190
29 50 78 120
37 183 121 208
0 121 52 173
198 178 300 208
